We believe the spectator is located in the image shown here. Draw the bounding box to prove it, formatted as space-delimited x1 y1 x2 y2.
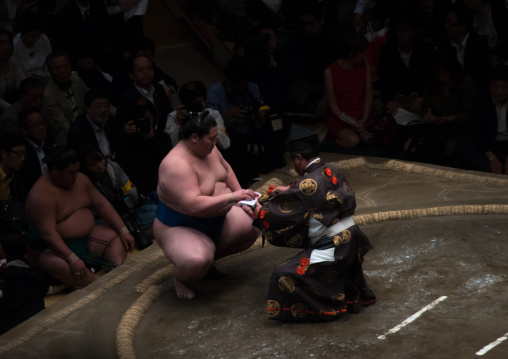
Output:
472 64 508 173
166 80 230 149
207 57 287 186
437 2 491 89
54 0 126 90
243 26 290 114
414 0 448 47
12 11 52 81
130 37 178 103
324 30 374 149
0 133 26 202
406 57 477 166
378 6 434 116
19 108 55 194
115 54 172 138
25 148 135 288
0 133 29 263
0 77 44 136
42 51 88 147
80 145 155 249
281 0 339 113
0 28 25 113
111 37 178 105
463 0 508 65
0 0 24 33
67 88 121 157
114 112 172 196
350 0 399 33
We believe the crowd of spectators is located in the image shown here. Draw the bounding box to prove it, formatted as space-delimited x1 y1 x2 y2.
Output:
1 0 508 334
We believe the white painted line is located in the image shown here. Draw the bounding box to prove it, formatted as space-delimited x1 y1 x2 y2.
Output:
476 333 508 356
378 296 447 340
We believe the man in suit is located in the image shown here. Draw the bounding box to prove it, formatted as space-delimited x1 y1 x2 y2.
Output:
115 55 172 138
42 52 87 147
474 65 508 174
438 2 491 89
67 88 121 157
18 108 55 194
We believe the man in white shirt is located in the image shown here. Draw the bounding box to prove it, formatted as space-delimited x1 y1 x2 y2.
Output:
165 81 230 150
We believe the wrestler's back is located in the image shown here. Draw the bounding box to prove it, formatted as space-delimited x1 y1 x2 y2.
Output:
157 144 229 210
27 174 96 239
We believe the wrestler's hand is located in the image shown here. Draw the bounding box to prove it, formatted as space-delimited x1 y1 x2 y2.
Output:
70 259 88 280
240 204 254 215
120 233 135 253
232 188 257 202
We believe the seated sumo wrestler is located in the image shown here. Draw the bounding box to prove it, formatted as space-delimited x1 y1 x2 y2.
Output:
154 111 260 300
25 149 135 288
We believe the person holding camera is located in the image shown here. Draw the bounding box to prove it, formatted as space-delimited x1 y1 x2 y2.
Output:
154 111 260 300
81 145 154 250
207 57 288 186
165 81 230 149
115 54 172 138
114 107 172 196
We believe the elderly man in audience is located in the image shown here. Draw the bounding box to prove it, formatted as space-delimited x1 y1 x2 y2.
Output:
42 52 88 147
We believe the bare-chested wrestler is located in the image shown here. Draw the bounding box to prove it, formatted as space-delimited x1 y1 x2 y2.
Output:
26 149 135 288
154 111 260 299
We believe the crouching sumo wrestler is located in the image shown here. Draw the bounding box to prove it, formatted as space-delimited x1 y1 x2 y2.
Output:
154 112 260 300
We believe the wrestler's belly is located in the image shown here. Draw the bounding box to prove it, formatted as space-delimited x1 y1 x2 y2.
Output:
55 208 96 239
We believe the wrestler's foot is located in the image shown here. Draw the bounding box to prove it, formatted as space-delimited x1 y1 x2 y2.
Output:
203 265 229 280
174 278 196 300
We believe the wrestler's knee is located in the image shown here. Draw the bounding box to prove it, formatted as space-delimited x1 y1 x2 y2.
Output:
178 253 213 278
41 253 72 277
104 237 127 265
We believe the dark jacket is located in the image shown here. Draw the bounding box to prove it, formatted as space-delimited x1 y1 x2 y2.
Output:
55 0 125 70
66 113 121 155
115 83 172 133
114 131 172 195
378 37 434 104
437 31 491 89
20 139 56 195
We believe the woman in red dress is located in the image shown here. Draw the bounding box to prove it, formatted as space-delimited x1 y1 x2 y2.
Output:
324 30 373 148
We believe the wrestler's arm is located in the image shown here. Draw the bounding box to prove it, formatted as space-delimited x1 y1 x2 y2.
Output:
217 149 262 213
27 191 89 277
87 176 135 252
218 148 242 192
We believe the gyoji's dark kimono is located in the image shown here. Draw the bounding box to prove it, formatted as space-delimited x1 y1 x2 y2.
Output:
260 160 375 322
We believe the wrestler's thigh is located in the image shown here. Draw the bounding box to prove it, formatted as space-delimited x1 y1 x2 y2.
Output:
220 205 259 247
88 225 120 255
155 224 216 266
